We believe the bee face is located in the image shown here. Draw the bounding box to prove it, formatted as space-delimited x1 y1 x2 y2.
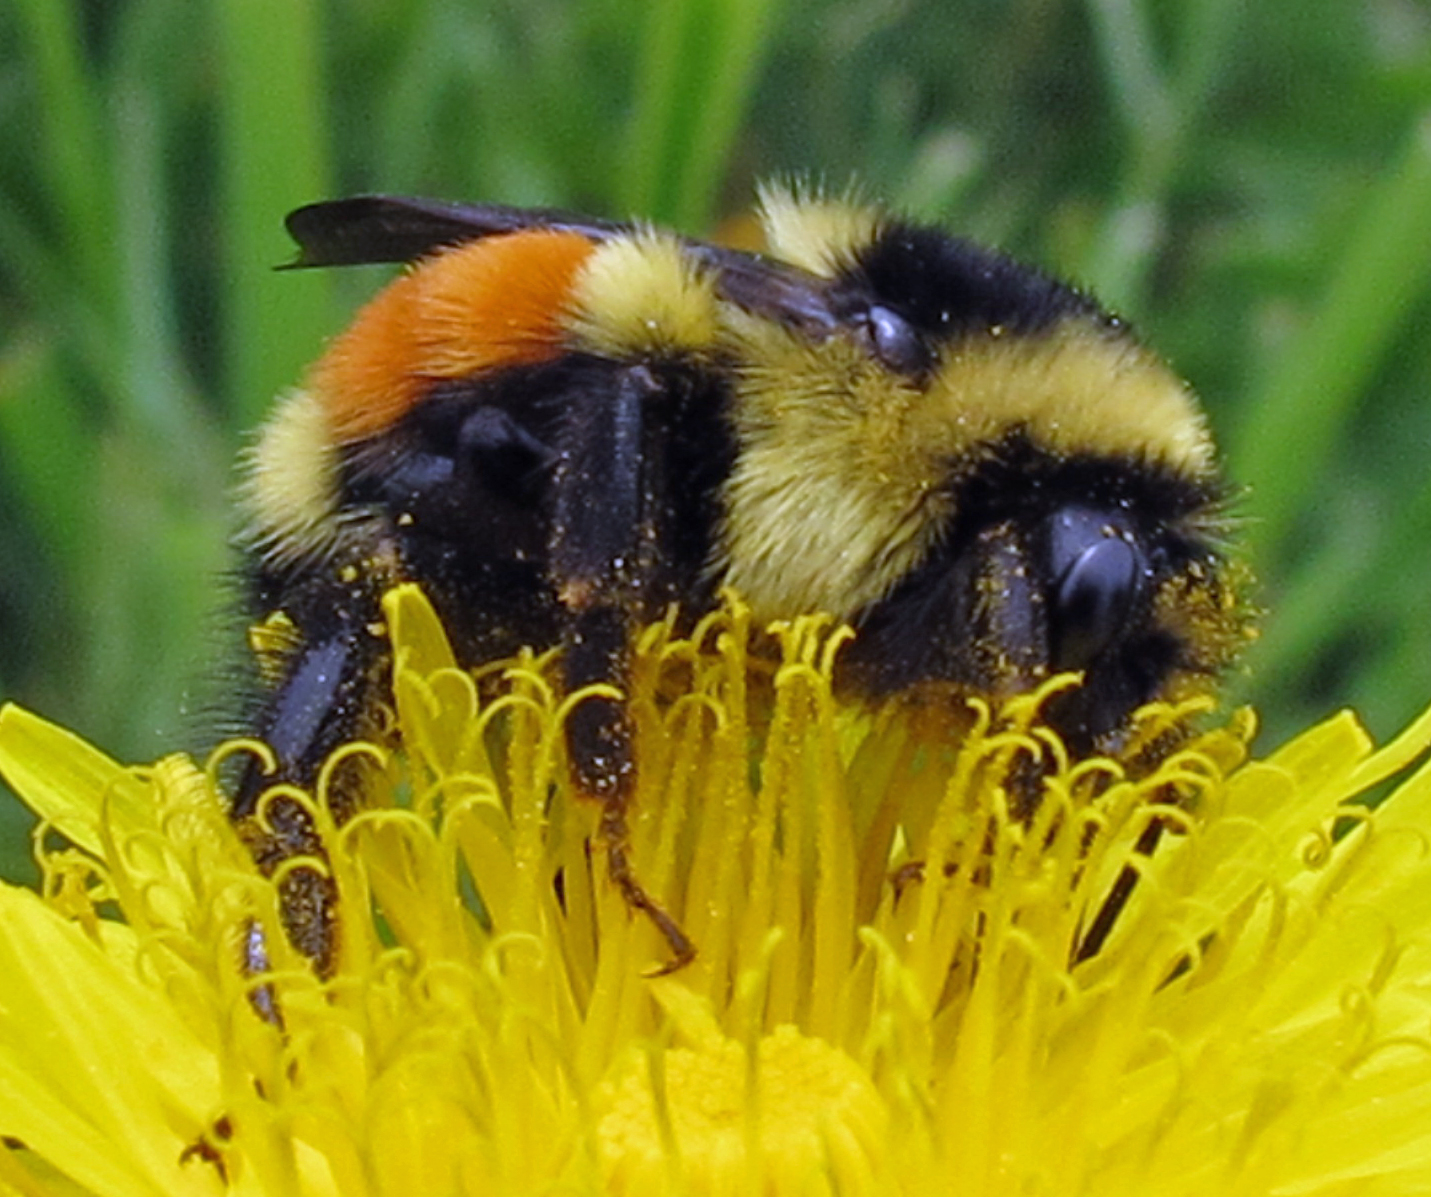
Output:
234 186 1251 973
713 196 1237 752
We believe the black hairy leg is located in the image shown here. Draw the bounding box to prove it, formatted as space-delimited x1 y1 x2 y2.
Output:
549 361 705 971
232 589 391 986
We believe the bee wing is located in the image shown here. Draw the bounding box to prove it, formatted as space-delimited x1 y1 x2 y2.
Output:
695 246 842 339
282 195 630 268
283 194 843 337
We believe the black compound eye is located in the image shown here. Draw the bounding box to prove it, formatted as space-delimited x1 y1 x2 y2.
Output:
1046 508 1147 672
858 304 931 376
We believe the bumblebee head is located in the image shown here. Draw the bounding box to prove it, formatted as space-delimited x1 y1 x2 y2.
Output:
717 188 1244 752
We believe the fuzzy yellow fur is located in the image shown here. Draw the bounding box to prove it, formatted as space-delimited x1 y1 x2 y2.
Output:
756 184 880 277
719 314 1213 621
566 232 720 358
240 387 342 563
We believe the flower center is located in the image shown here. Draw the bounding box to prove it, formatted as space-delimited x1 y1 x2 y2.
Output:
597 1025 886 1191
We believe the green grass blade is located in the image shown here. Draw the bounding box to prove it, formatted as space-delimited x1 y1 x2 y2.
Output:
621 0 779 230
669 0 779 231
11 0 117 311
621 0 699 221
1231 114 1431 566
214 0 336 427
0 330 94 568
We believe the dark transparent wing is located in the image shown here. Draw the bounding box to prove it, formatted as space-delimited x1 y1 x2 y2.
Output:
282 194 843 338
282 195 631 268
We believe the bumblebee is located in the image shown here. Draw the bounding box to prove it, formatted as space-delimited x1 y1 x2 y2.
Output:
233 186 1248 975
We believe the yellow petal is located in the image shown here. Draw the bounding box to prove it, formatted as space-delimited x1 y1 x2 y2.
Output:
0 884 218 1196
0 705 152 855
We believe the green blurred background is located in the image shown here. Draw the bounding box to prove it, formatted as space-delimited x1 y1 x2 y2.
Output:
2 0 1430 882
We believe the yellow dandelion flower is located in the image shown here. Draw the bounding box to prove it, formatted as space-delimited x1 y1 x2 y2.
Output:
3 583 1431 1195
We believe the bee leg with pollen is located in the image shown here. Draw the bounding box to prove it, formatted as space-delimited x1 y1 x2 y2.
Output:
231 602 389 987
564 605 697 973
550 362 697 971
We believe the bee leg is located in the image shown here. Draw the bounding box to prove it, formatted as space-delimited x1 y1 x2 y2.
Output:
550 362 695 969
1071 815 1165 963
233 622 381 983
564 603 696 972
603 804 698 975
239 919 284 1026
